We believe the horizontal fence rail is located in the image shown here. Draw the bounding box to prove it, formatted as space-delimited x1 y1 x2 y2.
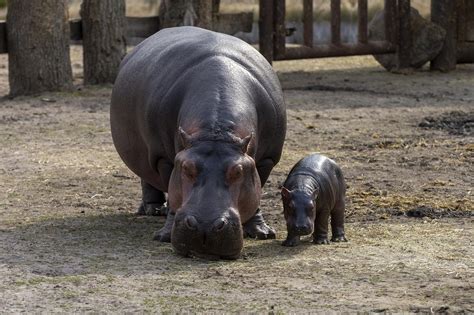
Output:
260 0 399 62
0 12 253 54
0 1 472 66
259 0 473 65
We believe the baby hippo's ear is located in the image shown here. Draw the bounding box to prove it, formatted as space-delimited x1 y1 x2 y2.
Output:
281 187 292 200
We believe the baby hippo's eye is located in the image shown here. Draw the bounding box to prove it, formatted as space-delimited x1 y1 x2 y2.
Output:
227 164 243 183
285 201 296 215
182 160 197 180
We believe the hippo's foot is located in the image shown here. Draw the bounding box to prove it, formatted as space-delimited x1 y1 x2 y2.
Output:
153 212 175 242
243 209 276 240
313 235 330 245
331 234 348 242
137 202 168 216
282 235 300 247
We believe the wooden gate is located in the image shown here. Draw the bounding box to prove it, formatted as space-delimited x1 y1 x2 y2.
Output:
258 0 412 66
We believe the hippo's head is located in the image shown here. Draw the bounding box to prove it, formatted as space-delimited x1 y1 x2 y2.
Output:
168 128 261 259
281 188 317 236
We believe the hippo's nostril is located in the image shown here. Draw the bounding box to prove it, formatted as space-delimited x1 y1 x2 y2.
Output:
212 217 228 232
184 215 198 230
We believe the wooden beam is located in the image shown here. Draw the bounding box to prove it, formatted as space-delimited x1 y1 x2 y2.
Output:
214 12 253 35
303 0 313 47
331 0 341 45
357 0 368 44
259 0 274 63
0 22 7 53
397 0 411 69
431 0 457 71
274 0 286 59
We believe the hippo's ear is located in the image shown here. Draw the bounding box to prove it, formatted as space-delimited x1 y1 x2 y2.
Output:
281 187 292 200
240 133 253 154
178 127 192 149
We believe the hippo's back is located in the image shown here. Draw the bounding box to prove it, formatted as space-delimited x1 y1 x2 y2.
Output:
114 27 280 109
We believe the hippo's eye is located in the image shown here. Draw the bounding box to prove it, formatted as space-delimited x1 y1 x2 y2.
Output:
182 161 197 180
226 164 243 183
285 201 295 214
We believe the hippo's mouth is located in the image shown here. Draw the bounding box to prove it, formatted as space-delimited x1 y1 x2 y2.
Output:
172 239 243 260
175 248 241 260
171 219 244 260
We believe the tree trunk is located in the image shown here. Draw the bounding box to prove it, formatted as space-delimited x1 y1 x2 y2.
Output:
159 0 217 29
81 0 126 85
7 0 73 96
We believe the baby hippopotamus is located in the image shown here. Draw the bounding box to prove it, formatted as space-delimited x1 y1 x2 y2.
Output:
281 153 347 246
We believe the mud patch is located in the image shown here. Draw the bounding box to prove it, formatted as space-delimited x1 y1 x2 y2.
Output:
386 206 473 219
419 111 473 136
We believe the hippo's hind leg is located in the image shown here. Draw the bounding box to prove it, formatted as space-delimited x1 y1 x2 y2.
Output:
313 209 330 245
330 199 347 242
242 158 276 240
137 179 168 216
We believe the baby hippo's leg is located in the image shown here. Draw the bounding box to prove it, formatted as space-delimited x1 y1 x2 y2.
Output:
282 231 301 247
313 209 330 244
330 200 347 242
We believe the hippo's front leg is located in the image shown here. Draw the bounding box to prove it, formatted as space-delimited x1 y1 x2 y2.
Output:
153 212 175 242
313 208 330 245
243 208 276 240
282 232 300 247
242 158 276 240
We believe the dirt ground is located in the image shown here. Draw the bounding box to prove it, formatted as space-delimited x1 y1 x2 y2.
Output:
0 46 472 313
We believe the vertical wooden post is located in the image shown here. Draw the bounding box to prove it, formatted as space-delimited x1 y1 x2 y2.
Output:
397 0 411 69
259 0 274 63
431 0 457 71
274 0 286 59
303 0 313 47
456 0 466 44
331 0 341 45
196 0 213 29
384 0 397 45
357 0 368 44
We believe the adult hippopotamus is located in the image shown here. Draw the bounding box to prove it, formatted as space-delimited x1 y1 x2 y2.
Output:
110 26 286 259
281 153 347 247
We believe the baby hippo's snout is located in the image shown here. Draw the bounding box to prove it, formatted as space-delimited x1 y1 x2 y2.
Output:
171 210 243 260
292 219 313 236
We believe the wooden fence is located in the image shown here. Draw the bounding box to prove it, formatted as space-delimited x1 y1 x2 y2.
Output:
0 12 254 54
0 0 472 68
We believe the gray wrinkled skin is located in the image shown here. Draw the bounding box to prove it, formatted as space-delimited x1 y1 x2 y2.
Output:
110 27 286 259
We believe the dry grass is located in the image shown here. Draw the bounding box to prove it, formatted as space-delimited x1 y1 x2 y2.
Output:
1 44 473 313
